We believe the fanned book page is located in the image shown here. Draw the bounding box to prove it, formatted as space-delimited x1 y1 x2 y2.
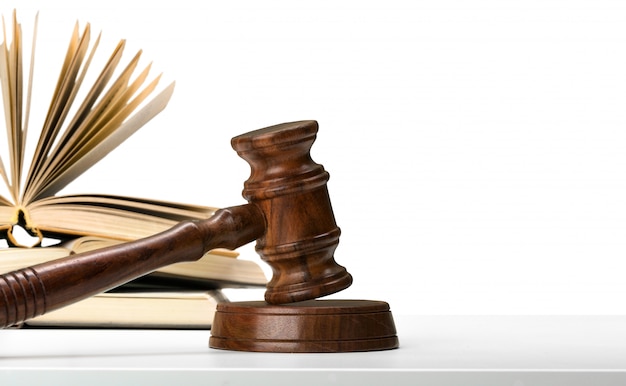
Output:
0 11 213 248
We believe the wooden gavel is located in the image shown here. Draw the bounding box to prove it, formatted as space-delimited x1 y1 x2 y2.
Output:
0 120 354 328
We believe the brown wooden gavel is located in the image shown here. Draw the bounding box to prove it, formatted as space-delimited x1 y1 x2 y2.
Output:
0 120 353 328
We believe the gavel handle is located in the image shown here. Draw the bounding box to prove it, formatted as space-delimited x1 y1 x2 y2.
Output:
0 203 265 328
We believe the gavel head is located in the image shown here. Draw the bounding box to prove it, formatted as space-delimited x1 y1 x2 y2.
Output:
231 120 352 304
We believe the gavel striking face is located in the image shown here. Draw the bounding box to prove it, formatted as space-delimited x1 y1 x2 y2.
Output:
0 120 353 328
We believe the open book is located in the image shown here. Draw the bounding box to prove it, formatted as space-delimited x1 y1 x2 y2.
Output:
0 11 216 248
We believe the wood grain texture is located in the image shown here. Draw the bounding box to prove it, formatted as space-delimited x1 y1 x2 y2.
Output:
232 120 352 304
210 300 399 352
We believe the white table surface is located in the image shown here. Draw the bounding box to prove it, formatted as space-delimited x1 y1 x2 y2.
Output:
1 315 625 385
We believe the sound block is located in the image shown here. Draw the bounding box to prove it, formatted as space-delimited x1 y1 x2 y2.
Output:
209 299 399 353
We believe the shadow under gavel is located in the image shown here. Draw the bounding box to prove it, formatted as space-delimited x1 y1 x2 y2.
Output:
0 120 398 353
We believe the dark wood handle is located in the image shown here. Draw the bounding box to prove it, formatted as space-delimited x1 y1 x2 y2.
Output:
0 204 265 328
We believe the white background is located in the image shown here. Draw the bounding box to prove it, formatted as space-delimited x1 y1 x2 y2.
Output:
3 0 626 316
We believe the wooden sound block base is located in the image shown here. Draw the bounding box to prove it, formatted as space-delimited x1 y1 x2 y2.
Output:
209 299 399 353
